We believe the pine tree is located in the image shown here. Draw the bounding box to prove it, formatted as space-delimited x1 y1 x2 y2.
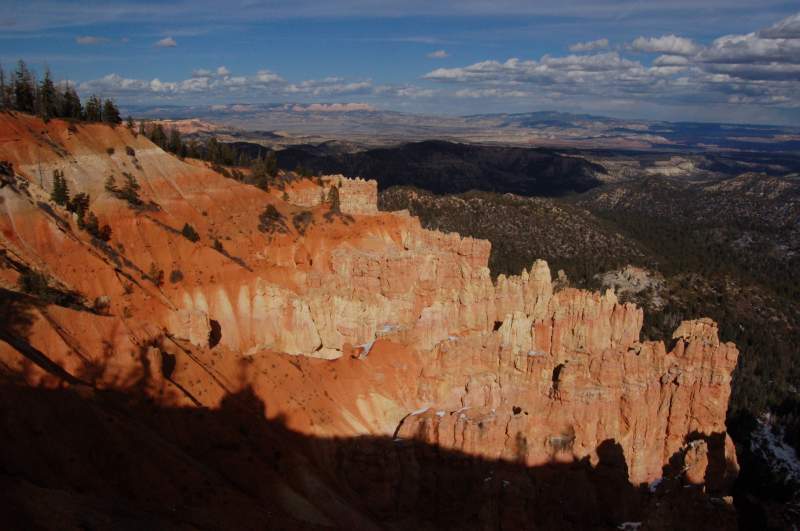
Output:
50 170 69 206
67 192 90 221
104 174 118 193
13 60 35 113
62 85 82 120
97 222 112 242
327 185 341 213
206 137 221 163
265 151 278 177
149 123 167 148
126 115 134 130
0 65 8 110
138 119 146 136
120 173 142 205
167 127 182 154
102 98 122 125
38 69 58 121
82 211 99 234
84 95 102 122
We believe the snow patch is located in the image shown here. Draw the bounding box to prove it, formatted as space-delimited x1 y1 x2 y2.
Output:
648 477 663 493
410 405 431 416
357 338 376 359
750 413 800 486
378 323 398 334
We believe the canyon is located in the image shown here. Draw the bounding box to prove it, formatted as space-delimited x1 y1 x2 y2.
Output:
0 112 741 529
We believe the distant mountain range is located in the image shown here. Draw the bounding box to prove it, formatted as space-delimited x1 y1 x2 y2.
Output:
125 103 800 153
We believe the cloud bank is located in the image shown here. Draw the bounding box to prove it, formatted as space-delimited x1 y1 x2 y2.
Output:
154 37 177 48
423 12 800 114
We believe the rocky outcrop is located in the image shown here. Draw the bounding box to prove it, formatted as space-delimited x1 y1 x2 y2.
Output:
284 173 377 215
0 113 742 529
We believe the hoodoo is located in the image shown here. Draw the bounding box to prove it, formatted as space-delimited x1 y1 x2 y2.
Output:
0 114 739 529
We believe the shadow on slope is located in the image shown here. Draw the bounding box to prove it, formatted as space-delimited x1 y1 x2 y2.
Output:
0 375 739 530
276 140 604 197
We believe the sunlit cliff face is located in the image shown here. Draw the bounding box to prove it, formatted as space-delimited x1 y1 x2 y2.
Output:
0 112 740 529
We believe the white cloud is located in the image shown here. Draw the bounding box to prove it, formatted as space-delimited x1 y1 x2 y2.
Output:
424 13 800 113
427 49 449 59
697 31 800 65
154 37 177 48
75 35 109 45
455 88 529 98
630 34 699 55
292 103 376 112
66 11 800 116
78 73 147 92
569 38 609 52
653 54 690 66
759 13 800 39
285 79 372 96
255 69 283 84
375 84 437 98
76 68 377 101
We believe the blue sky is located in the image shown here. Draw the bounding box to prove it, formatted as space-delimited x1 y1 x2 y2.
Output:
2 1 800 123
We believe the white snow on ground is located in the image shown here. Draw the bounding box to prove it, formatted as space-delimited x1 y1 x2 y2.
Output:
357 338 376 359
617 523 642 530
436 410 446 417
410 405 431 416
648 477 663 493
751 413 800 485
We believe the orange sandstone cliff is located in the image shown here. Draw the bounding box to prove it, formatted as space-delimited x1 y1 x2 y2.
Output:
0 113 739 529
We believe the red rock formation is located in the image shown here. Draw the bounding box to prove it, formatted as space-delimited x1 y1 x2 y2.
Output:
0 114 740 528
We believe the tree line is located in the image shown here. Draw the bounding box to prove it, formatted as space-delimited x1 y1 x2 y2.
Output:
4 59 285 189
0 60 121 124
138 121 280 188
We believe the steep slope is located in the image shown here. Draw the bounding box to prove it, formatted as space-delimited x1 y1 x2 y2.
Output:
0 113 740 529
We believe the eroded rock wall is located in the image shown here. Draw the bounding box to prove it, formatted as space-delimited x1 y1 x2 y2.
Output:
0 114 741 527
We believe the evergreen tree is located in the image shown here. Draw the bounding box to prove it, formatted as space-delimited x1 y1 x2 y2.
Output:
97 222 112 242
149 123 167 148
265 151 278 178
180 223 200 242
104 174 118 193
62 85 82 120
167 127 182 154
84 95 102 122
327 185 341 213
126 115 134 130
50 170 69 206
38 69 58 121
82 211 99 233
13 60 35 113
0 65 8 110
119 173 142 205
138 119 146 136
102 98 122 125
67 192 91 221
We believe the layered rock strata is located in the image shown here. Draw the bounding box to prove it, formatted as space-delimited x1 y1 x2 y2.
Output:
0 113 740 528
